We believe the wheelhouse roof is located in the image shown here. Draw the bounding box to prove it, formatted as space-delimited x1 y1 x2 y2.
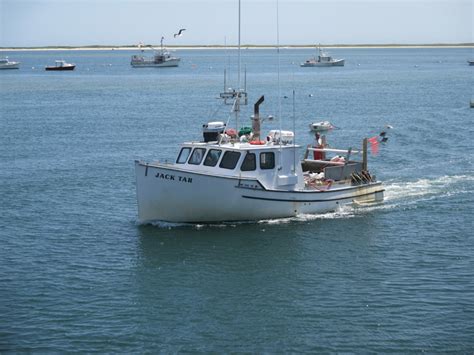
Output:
180 141 301 150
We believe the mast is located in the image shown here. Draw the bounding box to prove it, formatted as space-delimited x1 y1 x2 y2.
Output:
219 0 247 131
276 0 281 136
238 0 241 93
236 0 242 129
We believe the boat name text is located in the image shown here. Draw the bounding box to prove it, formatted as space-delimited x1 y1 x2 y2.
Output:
155 172 192 183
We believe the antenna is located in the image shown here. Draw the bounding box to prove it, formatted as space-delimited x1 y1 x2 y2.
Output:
244 64 247 92
238 0 241 92
292 89 296 173
224 69 227 93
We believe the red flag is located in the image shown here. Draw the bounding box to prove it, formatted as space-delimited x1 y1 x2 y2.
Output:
368 136 379 155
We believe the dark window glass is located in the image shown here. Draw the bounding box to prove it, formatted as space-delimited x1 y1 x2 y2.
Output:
176 147 191 164
188 148 206 165
241 153 256 171
260 152 275 169
203 149 222 167
219 151 241 169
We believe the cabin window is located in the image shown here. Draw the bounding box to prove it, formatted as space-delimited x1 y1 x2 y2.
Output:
188 148 206 165
219 151 241 170
176 147 191 164
241 153 256 171
260 152 275 170
203 149 222 167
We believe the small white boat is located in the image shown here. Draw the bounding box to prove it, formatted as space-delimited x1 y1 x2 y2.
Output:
309 121 335 132
301 46 345 67
131 38 180 68
0 57 20 69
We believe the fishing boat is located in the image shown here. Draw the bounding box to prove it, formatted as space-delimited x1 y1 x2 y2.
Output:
301 46 345 67
468 60 474 66
134 2 383 224
0 57 20 69
131 38 180 68
45 60 75 71
309 121 335 132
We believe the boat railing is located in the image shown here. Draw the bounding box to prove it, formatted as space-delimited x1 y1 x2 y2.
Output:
305 147 361 155
303 158 345 166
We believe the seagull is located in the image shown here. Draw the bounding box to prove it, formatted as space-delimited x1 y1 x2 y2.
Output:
174 29 186 38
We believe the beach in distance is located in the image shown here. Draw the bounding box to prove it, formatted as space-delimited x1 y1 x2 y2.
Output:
1 43 473 51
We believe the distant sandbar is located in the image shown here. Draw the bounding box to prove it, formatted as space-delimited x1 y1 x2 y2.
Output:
1 43 473 51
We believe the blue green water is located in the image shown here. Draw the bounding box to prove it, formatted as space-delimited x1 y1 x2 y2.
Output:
1 48 473 352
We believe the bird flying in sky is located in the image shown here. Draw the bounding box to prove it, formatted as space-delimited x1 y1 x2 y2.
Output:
174 29 186 38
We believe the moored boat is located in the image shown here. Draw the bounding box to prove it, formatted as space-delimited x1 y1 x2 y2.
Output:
309 121 335 132
131 38 180 68
0 57 20 69
301 46 345 67
45 60 75 71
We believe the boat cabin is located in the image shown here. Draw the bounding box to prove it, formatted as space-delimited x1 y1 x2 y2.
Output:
174 141 303 190
170 130 370 192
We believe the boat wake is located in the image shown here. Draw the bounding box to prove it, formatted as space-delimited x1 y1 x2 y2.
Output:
258 206 357 225
137 174 473 228
257 174 473 225
384 174 473 204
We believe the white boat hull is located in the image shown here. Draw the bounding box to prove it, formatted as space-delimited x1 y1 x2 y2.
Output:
301 59 345 67
131 59 180 68
0 63 20 69
135 161 384 223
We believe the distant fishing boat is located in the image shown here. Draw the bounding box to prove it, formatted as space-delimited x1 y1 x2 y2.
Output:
301 46 345 67
131 37 180 68
468 60 474 66
45 60 75 71
0 57 20 69
309 121 335 132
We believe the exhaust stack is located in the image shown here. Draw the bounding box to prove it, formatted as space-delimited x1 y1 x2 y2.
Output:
252 95 265 141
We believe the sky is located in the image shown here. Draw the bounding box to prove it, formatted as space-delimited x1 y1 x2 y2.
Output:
0 0 473 47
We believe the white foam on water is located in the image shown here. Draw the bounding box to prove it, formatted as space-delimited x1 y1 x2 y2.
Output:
258 205 357 225
135 219 190 229
384 174 473 203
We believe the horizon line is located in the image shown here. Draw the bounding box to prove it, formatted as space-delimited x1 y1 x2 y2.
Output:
1 42 473 50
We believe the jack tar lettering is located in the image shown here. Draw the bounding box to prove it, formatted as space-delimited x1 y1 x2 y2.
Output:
155 172 192 183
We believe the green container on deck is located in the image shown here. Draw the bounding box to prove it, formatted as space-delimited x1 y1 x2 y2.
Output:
238 127 252 137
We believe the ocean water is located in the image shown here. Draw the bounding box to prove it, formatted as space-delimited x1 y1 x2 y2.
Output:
1 48 473 352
